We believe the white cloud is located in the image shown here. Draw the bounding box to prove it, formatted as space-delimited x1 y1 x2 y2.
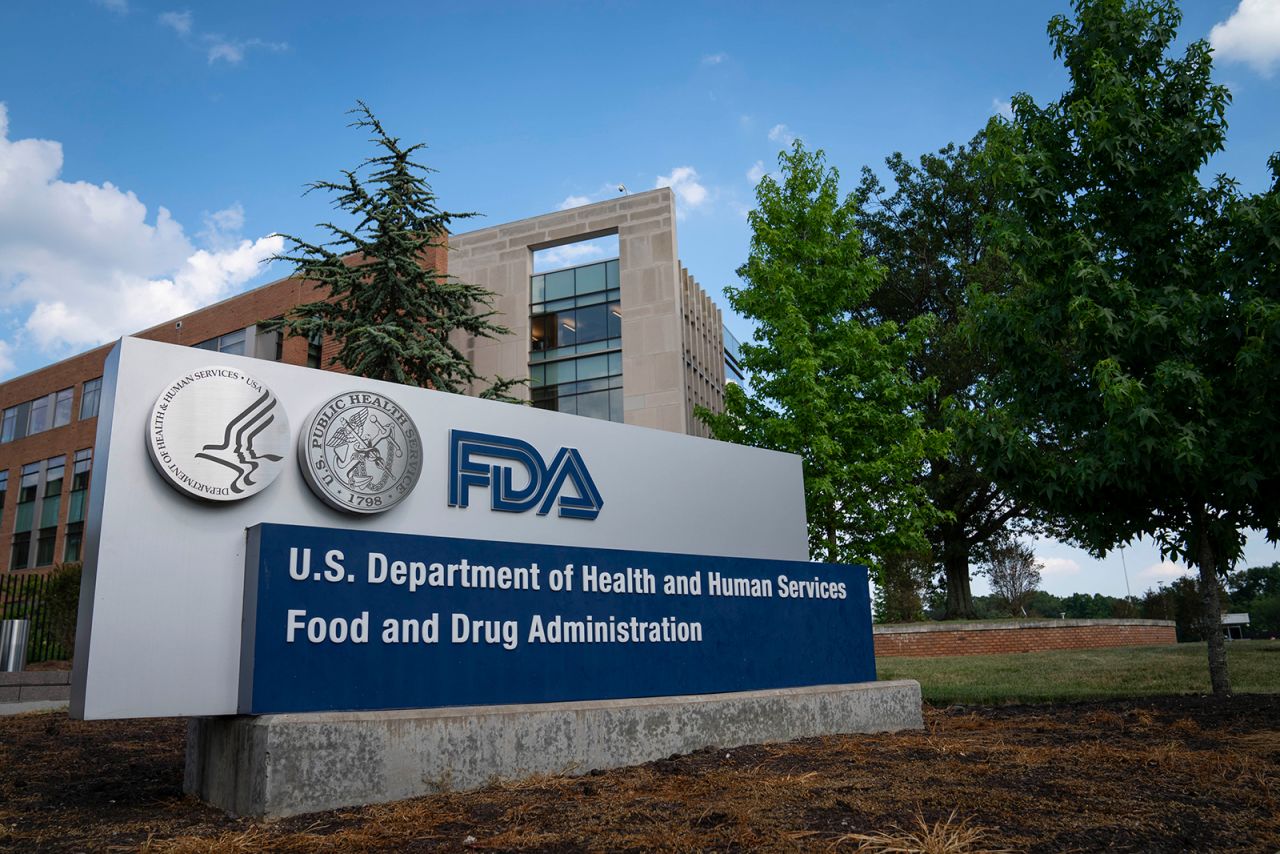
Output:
0 103 281 368
156 10 287 65
536 242 610 270
1038 556 1080 576
1139 560 1193 581
558 194 593 211
655 166 709 214
1211 0 1280 76
702 53 726 65
746 160 767 185
992 97 1013 119
205 36 288 66
768 123 798 147
158 10 192 35
94 0 129 13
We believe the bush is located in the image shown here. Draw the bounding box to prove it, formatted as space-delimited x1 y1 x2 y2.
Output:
43 562 82 658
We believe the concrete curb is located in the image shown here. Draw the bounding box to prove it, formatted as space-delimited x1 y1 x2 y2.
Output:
185 680 923 818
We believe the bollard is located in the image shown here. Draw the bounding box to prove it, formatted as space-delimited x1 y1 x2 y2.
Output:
1 619 29 672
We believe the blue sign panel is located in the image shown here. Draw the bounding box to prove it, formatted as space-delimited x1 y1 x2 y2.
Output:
239 523 875 714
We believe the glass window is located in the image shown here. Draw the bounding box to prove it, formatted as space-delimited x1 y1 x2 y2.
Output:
35 528 56 567
219 328 246 356
574 304 608 344
530 315 551 352
576 390 610 421
0 408 15 443
64 522 84 563
41 456 64 529
529 258 624 424
307 332 323 368
80 378 102 420
555 310 578 348
545 360 575 386
68 450 91 525
0 469 7 510
575 263 606 296
608 302 622 339
544 270 575 301
531 275 545 305
195 329 248 355
12 401 30 440
27 395 49 435
18 463 40 504
576 354 610 381
10 531 31 572
53 388 73 427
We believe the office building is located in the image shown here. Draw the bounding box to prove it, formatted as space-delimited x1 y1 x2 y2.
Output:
0 188 738 572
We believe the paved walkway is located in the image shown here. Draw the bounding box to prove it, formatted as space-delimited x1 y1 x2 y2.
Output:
0 700 68 717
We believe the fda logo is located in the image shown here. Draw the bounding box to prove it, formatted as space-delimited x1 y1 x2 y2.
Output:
448 430 603 520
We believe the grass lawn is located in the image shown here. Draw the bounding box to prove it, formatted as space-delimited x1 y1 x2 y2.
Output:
877 639 1280 704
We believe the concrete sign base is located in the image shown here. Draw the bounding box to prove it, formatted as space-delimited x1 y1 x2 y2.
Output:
184 680 923 818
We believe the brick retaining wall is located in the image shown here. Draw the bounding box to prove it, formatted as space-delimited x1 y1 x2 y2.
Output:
873 619 1177 658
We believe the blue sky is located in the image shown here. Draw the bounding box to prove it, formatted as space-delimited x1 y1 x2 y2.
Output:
2 0 1278 595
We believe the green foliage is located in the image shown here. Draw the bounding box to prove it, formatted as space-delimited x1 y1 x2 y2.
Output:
854 136 1039 617
1226 563 1280 603
873 550 932 623
1248 596 1280 639
273 102 522 400
972 0 1280 693
699 141 944 566
1139 577 1214 642
1225 563 1280 638
42 562 81 657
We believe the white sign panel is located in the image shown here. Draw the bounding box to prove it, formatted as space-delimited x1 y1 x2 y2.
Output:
71 337 808 719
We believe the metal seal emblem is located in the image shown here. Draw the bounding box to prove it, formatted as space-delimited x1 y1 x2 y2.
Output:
146 367 290 502
298 391 422 514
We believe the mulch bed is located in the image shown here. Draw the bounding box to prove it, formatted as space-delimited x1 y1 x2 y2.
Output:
1 695 1277 852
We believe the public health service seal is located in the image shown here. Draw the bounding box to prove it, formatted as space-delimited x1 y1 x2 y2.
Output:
298 391 422 514
147 367 290 502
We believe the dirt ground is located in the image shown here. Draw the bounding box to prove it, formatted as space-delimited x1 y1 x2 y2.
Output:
0 695 1277 853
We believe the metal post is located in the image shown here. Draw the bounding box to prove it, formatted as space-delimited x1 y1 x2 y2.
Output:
1 619 30 672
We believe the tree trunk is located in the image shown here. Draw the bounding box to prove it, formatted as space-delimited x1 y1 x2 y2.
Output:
942 529 977 619
1196 528 1231 697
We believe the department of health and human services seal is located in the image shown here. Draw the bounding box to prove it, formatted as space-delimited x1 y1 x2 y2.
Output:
146 367 290 502
298 391 422 514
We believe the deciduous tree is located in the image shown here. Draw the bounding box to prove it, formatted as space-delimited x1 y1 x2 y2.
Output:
854 137 1051 618
700 142 944 568
974 0 1280 693
983 540 1042 617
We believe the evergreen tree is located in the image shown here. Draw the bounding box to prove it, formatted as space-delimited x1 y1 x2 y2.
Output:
273 102 521 399
700 141 944 568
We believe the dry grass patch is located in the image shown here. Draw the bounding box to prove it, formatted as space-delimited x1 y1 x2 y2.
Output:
2 695 1278 853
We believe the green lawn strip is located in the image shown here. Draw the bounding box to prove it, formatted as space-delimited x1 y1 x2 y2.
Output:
876 640 1280 704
